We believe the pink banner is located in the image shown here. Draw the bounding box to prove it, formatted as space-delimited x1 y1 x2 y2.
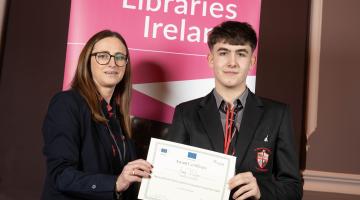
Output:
64 0 262 123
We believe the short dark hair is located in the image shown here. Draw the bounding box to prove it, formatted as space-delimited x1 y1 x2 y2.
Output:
207 21 257 52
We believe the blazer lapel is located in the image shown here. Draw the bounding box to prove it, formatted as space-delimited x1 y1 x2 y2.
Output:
235 92 264 166
198 92 224 153
94 123 114 171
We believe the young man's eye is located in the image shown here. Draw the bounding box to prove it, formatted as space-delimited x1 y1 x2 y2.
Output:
218 51 227 56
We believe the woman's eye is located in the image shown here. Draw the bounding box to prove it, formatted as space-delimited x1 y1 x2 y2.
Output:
115 54 127 61
97 54 109 60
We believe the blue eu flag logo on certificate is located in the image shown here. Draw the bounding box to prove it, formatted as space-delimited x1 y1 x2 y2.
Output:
187 152 197 159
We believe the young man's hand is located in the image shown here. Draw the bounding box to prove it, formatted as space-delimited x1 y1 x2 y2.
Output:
228 172 261 200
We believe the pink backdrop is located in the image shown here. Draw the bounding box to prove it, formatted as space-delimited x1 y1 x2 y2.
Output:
63 0 262 123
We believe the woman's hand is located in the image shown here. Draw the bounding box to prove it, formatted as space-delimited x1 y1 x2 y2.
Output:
115 159 153 192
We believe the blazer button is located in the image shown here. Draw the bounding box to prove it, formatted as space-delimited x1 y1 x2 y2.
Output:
91 184 96 189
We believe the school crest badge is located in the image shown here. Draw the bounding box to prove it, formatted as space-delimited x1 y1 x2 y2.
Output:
255 148 271 171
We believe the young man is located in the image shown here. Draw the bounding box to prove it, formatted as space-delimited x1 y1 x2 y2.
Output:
166 21 302 199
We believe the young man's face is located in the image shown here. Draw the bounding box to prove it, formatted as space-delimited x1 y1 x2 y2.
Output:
208 42 256 92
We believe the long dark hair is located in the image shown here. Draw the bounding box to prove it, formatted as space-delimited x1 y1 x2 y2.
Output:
71 30 133 137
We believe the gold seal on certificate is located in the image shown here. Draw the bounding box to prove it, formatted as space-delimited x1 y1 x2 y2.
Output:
138 138 236 200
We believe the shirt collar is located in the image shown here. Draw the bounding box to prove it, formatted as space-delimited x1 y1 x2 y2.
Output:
100 95 116 116
213 88 249 110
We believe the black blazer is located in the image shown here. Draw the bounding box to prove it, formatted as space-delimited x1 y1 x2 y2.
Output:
166 90 302 199
42 90 137 200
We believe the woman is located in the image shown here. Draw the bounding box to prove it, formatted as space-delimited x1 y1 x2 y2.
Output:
42 30 152 200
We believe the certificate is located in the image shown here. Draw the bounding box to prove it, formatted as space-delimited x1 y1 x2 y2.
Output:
138 138 236 200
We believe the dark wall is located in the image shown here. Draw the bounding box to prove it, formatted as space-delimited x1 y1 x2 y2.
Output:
306 0 360 174
256 0 310 168
0 0 70 199
0 0 309 199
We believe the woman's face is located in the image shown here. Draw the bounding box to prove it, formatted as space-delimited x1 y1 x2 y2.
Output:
90 37 127 92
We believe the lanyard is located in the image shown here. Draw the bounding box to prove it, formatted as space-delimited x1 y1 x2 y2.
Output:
100 106 126 164
104 121 126 164
224 106 235 155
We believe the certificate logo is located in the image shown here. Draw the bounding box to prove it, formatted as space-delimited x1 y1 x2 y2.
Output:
187 152 197 159
160 148 167 153
255 148 271 171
